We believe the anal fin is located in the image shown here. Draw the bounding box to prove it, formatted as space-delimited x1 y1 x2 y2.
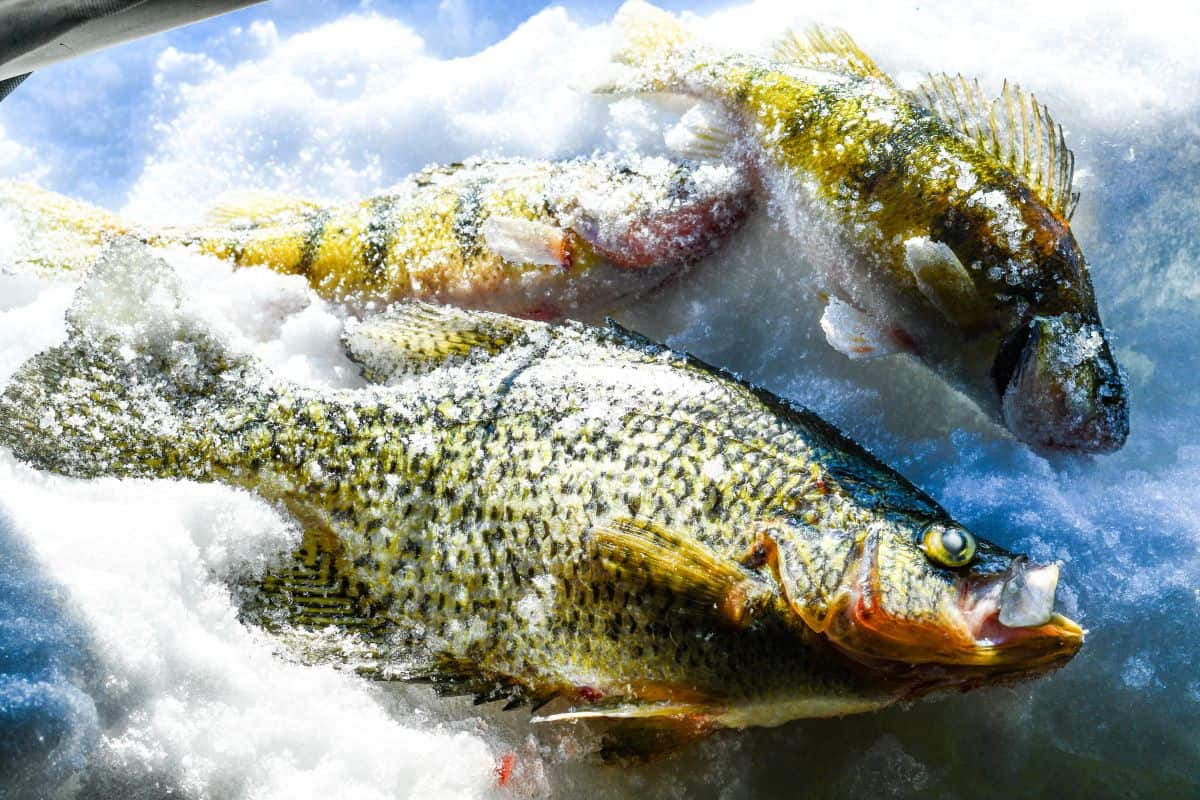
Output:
534 700 717 762
246 505 379 632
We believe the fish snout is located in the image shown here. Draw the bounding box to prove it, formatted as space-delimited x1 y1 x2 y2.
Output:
959 557 1083 662
997 315 1129 453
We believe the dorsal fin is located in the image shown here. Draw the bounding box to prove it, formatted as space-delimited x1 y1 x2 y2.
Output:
772 26 888 82
206 190 322 227
341 302 543 382
914 73 1079 219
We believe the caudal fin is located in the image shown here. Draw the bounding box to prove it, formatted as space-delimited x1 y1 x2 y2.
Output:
0 180 128 278
594 2 696 94
0 237 256 482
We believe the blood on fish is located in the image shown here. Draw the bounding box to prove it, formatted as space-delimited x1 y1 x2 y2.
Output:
495 752 516 787
577 685 604 702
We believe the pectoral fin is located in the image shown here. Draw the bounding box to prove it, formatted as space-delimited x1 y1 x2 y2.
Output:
819 296 905 359
592 518 776 626
903 236 983 326
480 214 570 267
341 301 543 382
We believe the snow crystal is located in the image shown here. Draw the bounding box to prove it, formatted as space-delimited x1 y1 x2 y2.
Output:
2 1 1199 798
1121 654 1158 690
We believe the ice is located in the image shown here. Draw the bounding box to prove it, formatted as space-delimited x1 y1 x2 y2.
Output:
0 459 495 799
2 0 1199 797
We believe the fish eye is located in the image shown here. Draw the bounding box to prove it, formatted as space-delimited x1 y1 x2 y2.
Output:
920 524 977 568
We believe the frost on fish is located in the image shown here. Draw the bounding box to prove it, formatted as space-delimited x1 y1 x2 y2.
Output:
0 240 1082 758
605 1 1129 453
0 153 753 321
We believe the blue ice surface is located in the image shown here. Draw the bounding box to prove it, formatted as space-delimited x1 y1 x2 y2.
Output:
0 511 97 795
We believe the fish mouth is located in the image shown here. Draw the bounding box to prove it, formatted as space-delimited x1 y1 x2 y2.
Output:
953 559 1084 669
994 315 1129 453
822 545 1083 682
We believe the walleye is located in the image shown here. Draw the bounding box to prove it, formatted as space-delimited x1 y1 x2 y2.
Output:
0 154 751 318
605 2 1128 452
0 240 1082 756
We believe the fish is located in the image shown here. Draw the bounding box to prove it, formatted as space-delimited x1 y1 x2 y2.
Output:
0 153 752 319
0 239 1082 757
602 1 1129 453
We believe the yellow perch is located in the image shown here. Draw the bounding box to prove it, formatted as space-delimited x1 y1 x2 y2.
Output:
0 154 752 319
607 2 1129 452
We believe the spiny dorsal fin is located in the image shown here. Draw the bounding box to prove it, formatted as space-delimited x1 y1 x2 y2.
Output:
914 73 1079 219
206 190 322 227
592 517 777 626
342 301 543 382
772 26 888 82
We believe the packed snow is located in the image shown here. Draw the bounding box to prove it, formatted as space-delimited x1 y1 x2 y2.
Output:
2 1 1199 797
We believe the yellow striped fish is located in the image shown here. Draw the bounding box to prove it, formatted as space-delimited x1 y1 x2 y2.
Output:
0 154 752 319
606 2 1128 453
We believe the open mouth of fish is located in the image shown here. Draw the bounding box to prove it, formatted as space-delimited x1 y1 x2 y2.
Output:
821 541 1084 680
953 558 1084 662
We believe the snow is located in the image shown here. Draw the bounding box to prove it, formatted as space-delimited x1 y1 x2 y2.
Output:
2 0 1199 797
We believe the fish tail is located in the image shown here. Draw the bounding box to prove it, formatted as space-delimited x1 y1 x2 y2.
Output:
605 1 695 92
0 237 256 483
0 179 130 276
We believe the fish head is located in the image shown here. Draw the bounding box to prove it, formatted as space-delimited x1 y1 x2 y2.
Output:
992 312 1128 453
769 515 1083 682
933 183 1129 452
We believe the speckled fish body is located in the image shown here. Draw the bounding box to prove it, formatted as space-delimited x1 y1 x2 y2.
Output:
0 241 1081 752
610 2 1128 452
0 154 752 319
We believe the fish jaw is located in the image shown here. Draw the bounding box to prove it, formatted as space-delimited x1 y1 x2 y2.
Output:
820 541 1083 679
997 314 1129 453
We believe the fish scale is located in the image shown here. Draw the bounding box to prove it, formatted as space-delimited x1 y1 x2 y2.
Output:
0 242 1084 752
221 332 874 703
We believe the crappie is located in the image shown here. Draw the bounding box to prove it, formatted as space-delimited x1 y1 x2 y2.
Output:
607 2 1129 453
0 241 1082 755
0 154 751 318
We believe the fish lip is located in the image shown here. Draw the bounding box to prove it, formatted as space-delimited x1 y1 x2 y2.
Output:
955 560 1084 660
998 315 1129 453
